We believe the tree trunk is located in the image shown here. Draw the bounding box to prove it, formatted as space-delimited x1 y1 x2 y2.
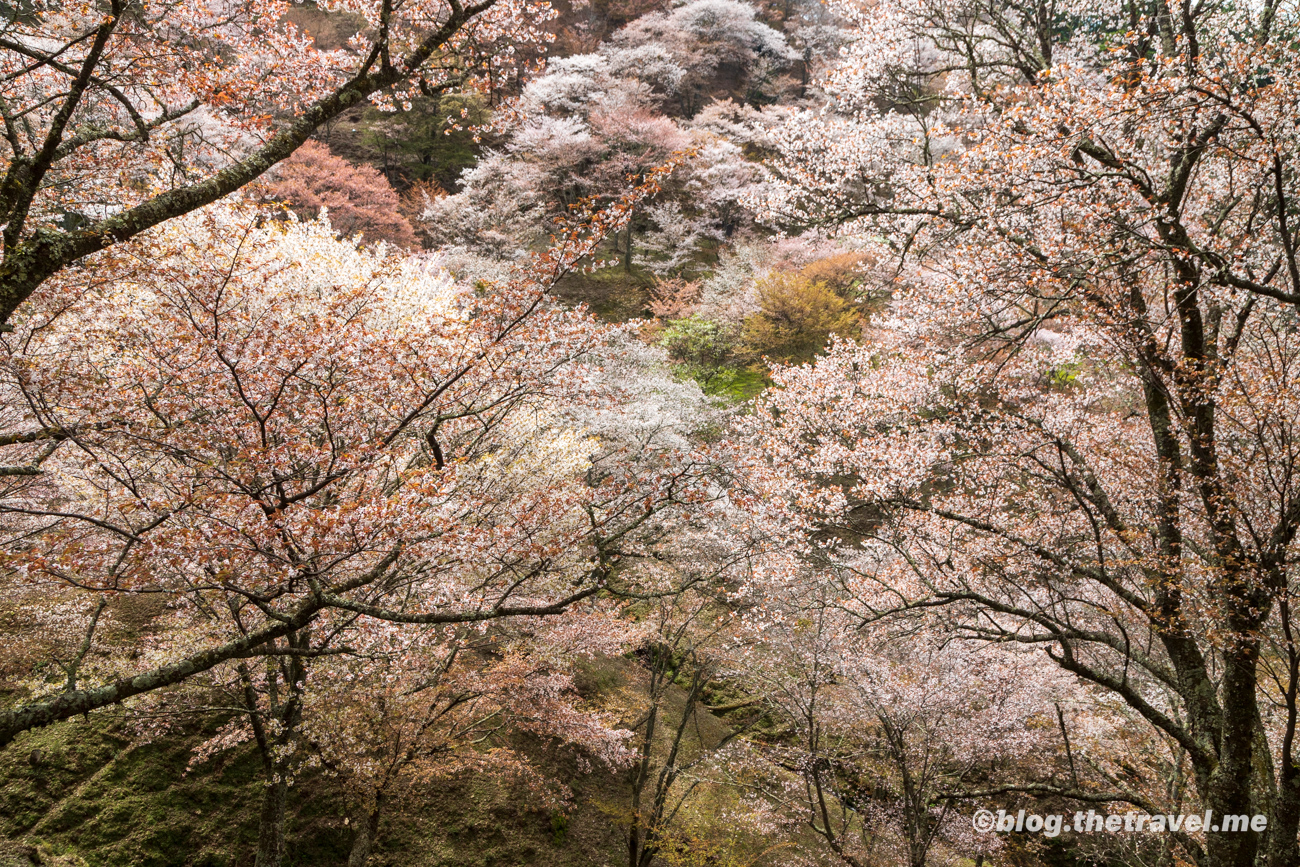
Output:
627 822 641 867
624 220 633 274
347 799 383 867
244 641 308 867
1270 766 1300 867
1205 648 1264 867
254 776 289 867
1269 599 1300 867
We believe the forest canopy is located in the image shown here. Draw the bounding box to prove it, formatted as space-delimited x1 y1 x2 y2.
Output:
2 1 1299 867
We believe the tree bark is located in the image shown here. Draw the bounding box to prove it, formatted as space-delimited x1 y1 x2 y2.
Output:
347 799 383 867
1268 601 1300 867
1269 766 1300 867
244 637 308 867
255 777 290 867
624 216 634 274
0 548 601 750
1205 646 1265 867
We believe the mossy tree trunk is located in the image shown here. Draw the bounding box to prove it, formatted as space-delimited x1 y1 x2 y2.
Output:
255 776 290 867
241 631 309 867
347 796 383 867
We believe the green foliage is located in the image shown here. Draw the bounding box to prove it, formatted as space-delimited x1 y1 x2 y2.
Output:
658 315 738 373
323 92 491 193
656 316 769 402
358 93 492 190
699 367 768 402
1047 360 1083 390
549 810 569 845
739 273 861 363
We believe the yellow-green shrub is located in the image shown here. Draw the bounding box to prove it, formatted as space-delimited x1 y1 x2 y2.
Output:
740 274 861 363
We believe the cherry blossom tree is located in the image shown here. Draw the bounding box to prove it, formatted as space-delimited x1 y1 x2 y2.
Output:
715 571 1080 867
0 0 553 326
745 3 1300 866
421 4 786 271
0 165 707 749
619 592 741 867
607 0 798 117
172 609 637 866
422 60 689 262
260 141 419 248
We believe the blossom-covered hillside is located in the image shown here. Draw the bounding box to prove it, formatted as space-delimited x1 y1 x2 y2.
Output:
2 1 1298 866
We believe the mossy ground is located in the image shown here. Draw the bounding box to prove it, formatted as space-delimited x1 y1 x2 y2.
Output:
552 268 656 324
0 657 767 867
0 713 345 867
0 714 630 867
